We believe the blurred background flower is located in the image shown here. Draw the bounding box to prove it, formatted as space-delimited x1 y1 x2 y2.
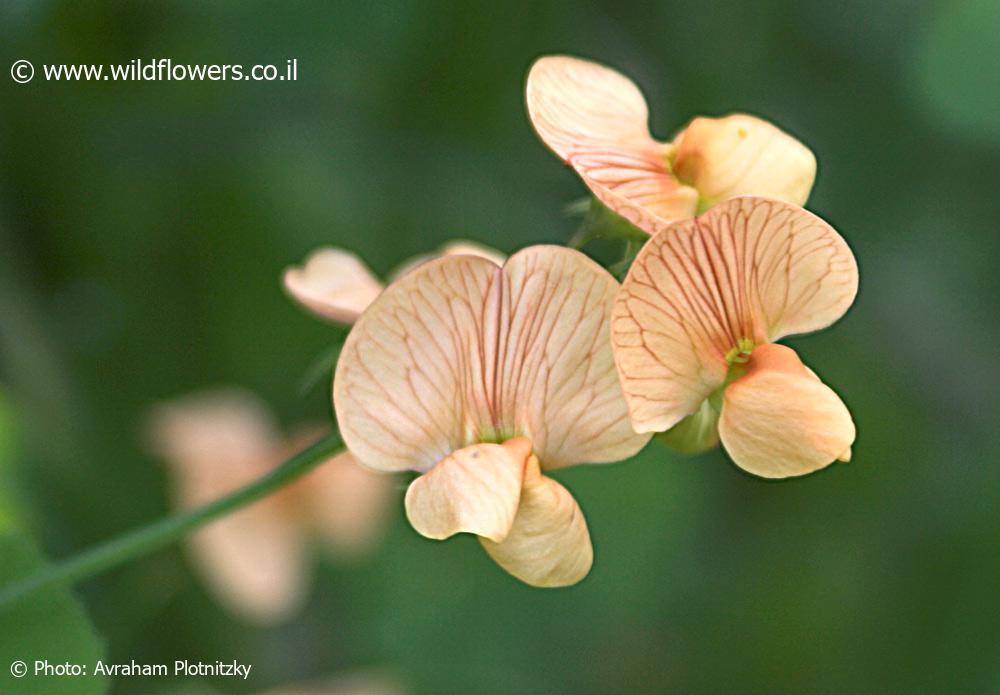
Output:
148 389 394 625
1 0 999 692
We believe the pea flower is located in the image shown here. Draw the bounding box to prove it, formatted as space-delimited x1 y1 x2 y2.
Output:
148 389 394 623
283 240 505 325
333 246 651 587
611 197 858 478
526 55 817 233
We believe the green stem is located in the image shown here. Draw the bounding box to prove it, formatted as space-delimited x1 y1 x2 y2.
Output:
0 430 343 611
569 197 649 249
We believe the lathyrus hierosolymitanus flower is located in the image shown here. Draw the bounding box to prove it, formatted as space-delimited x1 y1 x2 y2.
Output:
149 390 393 623
527 55 816 233
611 197 858 477
333 246 651 587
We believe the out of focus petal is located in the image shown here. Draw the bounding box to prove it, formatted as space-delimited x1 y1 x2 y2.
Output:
673 114 817 210
480 455 593 588
146 390 306 624
147 389 282 506
612 197 857 433
404 438 532 542
298 449 395 557
526 55 698 230
283 247 384 324
440 240 507 266
718 344 855 478
498 246 651 468
390 240 507 281
188 501 307 624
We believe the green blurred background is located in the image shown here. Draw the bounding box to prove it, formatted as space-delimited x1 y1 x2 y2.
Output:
1 1 999 693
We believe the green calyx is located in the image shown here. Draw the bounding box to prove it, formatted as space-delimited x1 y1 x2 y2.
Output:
569 198 650 249
710 339 755 410
655 399 720 455
657 339 755 455
476 427 520 446
724 337 755 365
568 198 650 280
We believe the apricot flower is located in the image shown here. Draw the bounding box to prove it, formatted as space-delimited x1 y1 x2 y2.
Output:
334 246 651 587
148 389 393 623
611 197 858 478
527 55 816 233
283 240 504 324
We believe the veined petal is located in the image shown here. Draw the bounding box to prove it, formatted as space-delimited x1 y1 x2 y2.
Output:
334 246 650 473
497 246 651 468
334 254 501 472
718 344 855 478
404 438 532 542
480 455 593 588
526 55 698 230
147 390 306 623
283 247 384 324
612 197 858 433
673 114 817 209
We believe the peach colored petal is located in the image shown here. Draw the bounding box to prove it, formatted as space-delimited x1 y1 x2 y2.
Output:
718 344 855 478
497 246 652 468
334 246 650 473
147 389 282 506
334 254 501 473
480 455 592 587
284 247 384 324
147 390 306 623
526 55 698 231
404 438 532 542
612 197 858 433
297 450 395 557
673 114 817 210
440 240 507 267
389 240 507 282
188 501 307 624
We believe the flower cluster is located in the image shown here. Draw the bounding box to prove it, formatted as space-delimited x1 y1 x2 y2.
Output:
283 55 859 588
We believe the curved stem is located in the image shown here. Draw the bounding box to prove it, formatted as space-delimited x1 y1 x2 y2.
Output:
0 430 344 611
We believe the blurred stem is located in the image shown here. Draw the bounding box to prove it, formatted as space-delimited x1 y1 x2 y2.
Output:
0 430 343 611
